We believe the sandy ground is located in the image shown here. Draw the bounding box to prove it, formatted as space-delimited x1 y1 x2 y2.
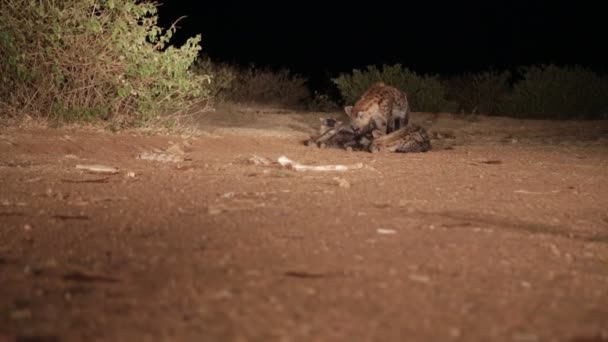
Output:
1 106 608 342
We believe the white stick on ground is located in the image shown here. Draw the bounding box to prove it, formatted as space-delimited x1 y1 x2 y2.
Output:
75 164 119 174
277 156 362 172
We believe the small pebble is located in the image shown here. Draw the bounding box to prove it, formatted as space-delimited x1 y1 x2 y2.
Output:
548 245 560 256
334 177 351 188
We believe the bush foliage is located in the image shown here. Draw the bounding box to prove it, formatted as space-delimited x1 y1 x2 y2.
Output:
0 0 210 124
307 91 339 112
500 64 608 119
332 64 451 112
333 63 608 120
191 57 236 104
445 70 511 115
227 66 309 106
1 1 605 125
193 60 310 108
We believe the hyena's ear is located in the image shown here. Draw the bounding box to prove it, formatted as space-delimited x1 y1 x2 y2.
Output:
344 106 353 117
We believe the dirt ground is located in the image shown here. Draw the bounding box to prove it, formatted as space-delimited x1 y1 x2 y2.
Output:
1 106 608 342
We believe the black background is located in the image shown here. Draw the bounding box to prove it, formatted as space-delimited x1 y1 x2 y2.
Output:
157 1 607 90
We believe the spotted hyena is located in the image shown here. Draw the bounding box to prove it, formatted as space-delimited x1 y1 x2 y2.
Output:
307 115 431 153
344 81 410 137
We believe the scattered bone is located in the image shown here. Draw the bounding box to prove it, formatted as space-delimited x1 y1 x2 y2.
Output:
137 152 184 163
377 228 397 235
207 202 267 215
76 164 119 174
408 274 431 284
248 155 271 165
0 200 27 207
408 273 432 285
71 200 90 206
221 192 236 199
208 206 223 215
278 156 363 172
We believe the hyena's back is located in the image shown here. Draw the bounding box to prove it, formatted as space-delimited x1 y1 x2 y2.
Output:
345 81 410 134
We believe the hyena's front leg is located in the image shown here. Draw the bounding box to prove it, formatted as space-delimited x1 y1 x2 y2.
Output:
399 110 409 129
391 109 409 132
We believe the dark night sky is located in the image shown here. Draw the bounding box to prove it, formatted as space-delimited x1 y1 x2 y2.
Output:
157 1 606 87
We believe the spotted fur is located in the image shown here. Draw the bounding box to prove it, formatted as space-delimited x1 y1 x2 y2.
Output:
344 81 410 136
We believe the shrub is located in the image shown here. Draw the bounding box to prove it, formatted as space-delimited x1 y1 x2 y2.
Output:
331 64 452 112
191 57 236 104
191 61 311 108
224 65 310 107
307 91 339 112
500 64 608 119
445 70 511 115
0 0 210 124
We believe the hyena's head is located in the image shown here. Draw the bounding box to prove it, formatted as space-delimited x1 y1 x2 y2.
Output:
344 104 378 133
